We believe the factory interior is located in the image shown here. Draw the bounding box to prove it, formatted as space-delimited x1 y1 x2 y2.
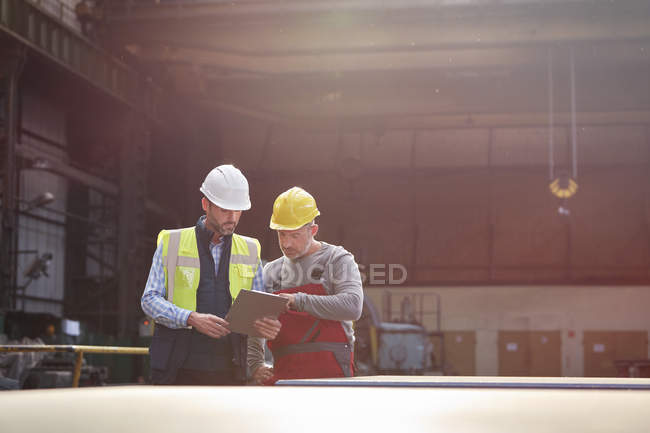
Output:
1 0 650 389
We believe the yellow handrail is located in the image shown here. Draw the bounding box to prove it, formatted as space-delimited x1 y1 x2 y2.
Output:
0 345 149 387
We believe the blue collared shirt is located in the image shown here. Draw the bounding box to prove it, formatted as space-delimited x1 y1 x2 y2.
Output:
141 235 264 328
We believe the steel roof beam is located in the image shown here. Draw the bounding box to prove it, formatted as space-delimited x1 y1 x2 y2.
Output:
0 0 160 120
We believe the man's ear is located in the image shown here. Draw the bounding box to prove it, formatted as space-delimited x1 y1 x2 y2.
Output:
201 197 210 212
311 224 319 237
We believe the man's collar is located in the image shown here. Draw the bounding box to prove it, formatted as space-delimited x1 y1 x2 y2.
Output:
196 215 214 243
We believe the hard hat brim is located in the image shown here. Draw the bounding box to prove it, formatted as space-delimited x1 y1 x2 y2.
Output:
200 186 251 211
269 209 320 230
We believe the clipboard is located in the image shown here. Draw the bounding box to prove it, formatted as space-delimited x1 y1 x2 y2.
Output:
225 290 288 336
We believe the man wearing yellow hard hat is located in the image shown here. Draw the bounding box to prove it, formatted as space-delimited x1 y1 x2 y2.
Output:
248 187 363 384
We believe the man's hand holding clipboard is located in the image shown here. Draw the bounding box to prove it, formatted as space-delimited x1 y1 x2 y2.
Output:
225 290 288 338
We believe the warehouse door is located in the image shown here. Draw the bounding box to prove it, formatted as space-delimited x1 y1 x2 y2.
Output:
499 331 561 376
583 331 648 377
430 331 476 375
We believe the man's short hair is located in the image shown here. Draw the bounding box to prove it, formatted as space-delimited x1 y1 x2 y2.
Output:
302 219 316 229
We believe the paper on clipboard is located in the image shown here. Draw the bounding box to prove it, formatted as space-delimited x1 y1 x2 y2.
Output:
225 290 288 336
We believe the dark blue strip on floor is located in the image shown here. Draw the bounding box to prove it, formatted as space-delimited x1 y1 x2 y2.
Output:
276 380 650 390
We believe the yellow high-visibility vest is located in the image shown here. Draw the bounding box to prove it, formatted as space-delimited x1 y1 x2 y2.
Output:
157 227 260 311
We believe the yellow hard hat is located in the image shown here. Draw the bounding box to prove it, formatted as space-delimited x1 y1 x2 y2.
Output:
270 187 320 230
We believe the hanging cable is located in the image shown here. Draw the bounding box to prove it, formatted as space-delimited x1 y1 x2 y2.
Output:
570 46 578 180
548 47 555 182
549 46 578 205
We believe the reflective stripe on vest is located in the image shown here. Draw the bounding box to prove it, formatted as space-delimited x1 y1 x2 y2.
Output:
157 227 260 311
229 234 260 301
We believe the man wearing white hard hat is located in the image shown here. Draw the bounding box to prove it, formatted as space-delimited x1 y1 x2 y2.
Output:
142 165 281 385
248 187 363 385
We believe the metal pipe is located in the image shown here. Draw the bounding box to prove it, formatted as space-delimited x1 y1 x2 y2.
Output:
108 0 647 22
1 48 25 311
0 345 150 354
13 293 64 304
0 344 149 387
16 143 119 196
199 109 650 134
72 351 84 387
4 71 18 308
107 0 501 20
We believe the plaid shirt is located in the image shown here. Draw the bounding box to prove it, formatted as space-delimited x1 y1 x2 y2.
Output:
141 235 264 328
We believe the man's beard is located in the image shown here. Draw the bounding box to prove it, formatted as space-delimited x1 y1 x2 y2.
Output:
208 219 237 236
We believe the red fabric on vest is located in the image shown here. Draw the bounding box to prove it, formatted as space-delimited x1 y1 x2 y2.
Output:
266 283 351 384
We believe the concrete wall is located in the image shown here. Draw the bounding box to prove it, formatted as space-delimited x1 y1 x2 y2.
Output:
364 285 650 376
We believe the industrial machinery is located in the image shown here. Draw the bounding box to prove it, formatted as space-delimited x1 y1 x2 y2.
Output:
355 293 437 375
21 356 108 389
1 313 111 388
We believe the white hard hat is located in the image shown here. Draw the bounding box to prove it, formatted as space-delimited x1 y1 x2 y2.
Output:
199 165 251 211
